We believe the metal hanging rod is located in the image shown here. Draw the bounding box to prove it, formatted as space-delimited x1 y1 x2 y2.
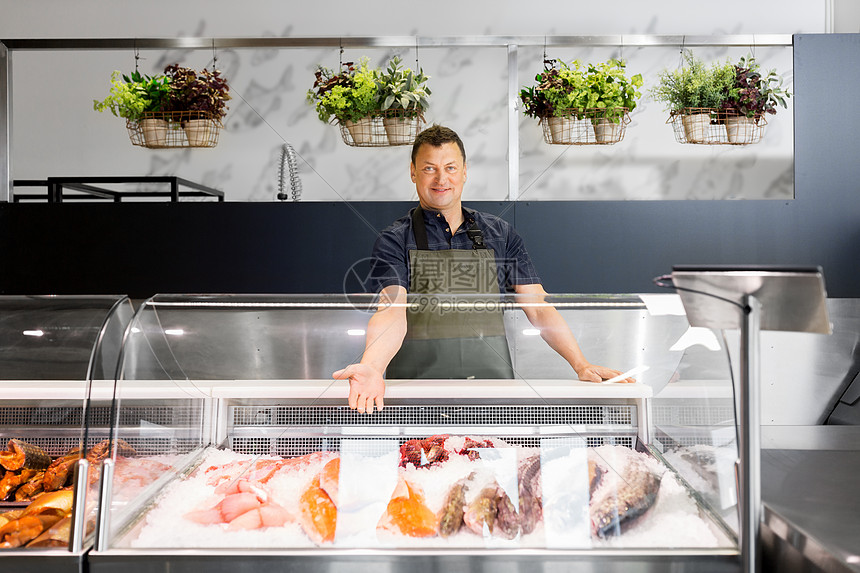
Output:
0 34 793 51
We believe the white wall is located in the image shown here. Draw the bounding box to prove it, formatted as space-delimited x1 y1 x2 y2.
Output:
0 1 829 201
834 0 860 32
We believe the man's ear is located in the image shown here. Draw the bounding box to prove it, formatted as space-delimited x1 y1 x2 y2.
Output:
410 162 416 182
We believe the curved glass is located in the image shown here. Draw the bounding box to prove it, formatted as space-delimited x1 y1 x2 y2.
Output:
0 295 132 556
98 293 738 564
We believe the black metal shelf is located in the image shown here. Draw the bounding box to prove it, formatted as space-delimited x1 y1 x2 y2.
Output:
12 177 224 203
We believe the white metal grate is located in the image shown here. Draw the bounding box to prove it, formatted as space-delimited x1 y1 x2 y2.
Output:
227 435 635 457
652 405 735 426
0 404 201 428
233 404 637 428
226 404 638 457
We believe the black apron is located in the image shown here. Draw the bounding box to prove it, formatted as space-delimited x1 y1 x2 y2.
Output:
385 207 515 379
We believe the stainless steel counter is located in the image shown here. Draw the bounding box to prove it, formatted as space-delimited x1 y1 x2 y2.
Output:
761 426 860 573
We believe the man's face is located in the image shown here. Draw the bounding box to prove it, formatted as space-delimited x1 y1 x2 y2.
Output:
410 142 467 213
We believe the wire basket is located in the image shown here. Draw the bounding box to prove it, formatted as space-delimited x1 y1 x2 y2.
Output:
126 111 223 149
540 108 631 145
339 109 424 147
667 108 767 145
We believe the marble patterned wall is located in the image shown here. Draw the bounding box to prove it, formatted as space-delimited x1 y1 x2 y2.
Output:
3 0 817 202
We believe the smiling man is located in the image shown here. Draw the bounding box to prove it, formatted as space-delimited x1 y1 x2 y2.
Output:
333 125 631 413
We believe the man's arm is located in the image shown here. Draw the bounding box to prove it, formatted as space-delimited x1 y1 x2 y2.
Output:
514 283 633 383
332 285 408 413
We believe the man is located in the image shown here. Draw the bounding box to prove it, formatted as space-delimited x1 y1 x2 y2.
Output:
333 125 632 413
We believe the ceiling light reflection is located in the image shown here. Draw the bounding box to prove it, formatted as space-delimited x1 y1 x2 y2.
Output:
23 330 44 337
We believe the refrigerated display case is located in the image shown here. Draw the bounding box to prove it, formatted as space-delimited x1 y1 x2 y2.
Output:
0 295 134 572
89 293 742 572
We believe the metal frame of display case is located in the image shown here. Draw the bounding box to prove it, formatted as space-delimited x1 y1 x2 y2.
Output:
83 292 743 573
90 393 741 573
670 266 830 573
0 34 793 204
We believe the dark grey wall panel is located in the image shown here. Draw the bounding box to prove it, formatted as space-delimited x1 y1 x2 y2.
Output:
1 34 859 298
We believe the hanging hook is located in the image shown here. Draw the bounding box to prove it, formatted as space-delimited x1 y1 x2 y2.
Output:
211 38 218 70
751 34 756 60
415 36 420 70
619 35 624 63
339 39 343 69
134 39 140 73
678 35 687 68
543 35 547 63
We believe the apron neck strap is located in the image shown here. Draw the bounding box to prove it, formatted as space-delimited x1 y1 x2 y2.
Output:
411 206 431 250
412 206 487 250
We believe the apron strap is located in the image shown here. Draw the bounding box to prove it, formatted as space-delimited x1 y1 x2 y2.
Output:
411 206 431 250
412 206 488 250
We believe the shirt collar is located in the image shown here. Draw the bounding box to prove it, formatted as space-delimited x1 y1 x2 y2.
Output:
418 205 476 225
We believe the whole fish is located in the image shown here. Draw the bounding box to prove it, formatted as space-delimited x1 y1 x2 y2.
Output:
463 484 498 536
517 455 542 534
493 485 521 539
463 482 520 539
588 458 605 497
590 457 661 538
438 474 471 537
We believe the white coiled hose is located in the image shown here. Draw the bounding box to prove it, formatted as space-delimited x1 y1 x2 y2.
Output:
277 142 302 201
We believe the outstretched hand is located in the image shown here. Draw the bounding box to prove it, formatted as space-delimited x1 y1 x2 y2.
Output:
575 363 635 384
332 363 386 413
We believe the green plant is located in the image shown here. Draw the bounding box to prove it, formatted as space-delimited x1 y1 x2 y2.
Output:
376 56 431 118
649 51 736 114
162 64 231 120
93 70 171 121
721 55 791 119
306 58 379 124
519 58 641 122
582 59 643 123
519 59 587 120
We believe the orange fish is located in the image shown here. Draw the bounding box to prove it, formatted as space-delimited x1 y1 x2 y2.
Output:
298 476 337 544
319 457 340 506
378 479 438 538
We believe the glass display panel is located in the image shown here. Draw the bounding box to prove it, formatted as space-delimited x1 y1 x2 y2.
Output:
100 293 737 554
0 295 132 553
0 295 131 381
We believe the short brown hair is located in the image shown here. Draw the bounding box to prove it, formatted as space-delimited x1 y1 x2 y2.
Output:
411 124 466 165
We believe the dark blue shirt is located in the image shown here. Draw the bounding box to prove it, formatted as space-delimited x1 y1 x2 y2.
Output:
366 206 541 294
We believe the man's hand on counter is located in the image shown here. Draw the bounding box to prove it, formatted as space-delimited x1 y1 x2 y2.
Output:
575 363 636 384
332 363 386 413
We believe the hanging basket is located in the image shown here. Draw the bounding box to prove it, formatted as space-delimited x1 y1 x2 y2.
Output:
127 111 223 149
540 108 631 145
668 108 767 145
339 109 424 147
